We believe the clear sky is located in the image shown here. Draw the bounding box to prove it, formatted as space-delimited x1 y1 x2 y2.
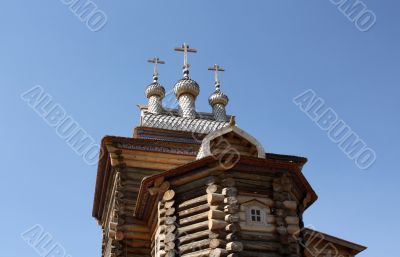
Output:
1 1 399 257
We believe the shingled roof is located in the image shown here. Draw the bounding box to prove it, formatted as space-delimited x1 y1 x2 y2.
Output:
139 106 230 134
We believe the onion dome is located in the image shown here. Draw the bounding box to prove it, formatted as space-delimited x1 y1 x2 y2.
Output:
173 64 200 119
145 57 166 114
145 76 166 99
207 64 229 122
145 74 165 115
173 70 200 119
173 43 199 119
209 88 229 107
173 77 200 99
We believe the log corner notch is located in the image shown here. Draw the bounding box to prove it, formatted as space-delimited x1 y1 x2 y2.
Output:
159 189 177 257
221 178 243 257
148 176 170 196
207 178 228 257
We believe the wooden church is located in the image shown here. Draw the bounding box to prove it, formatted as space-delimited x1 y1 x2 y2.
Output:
92 44 366 257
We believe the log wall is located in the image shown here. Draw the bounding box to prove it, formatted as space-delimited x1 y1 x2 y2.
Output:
144 166 306 257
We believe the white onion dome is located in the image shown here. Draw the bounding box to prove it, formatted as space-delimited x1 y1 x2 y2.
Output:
173 78 200 99
145 77 165 99
209 89 229 106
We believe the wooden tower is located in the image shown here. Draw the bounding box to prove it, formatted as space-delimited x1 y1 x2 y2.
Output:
92 45 366 257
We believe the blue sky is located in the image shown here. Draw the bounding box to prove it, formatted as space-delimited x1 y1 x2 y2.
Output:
1 1 399 256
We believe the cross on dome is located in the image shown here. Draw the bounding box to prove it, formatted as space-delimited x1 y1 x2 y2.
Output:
147 57 165 82
174 43 197 78
208 64 225 90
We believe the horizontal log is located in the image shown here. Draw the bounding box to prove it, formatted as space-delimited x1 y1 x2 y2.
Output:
113 153 190 168
208 210 226 220
178 230 210 245
227 253 240 257
170 167 214 188
180 239 210 254
237 195 274 206
209 231 226 239
240 251 282 257
126 239 150 248
224 197 238 205
208 193 225 205
178 195 208 210
175 176 218 194
226 233 240 241
210 239 226 249
122 231 151 240
180 247 227 257
285 216 299 225
222 178 236 187
210 248 228 257
283 201 297 211
235 178 272 188
178 203 210 218
180 248 214 257
225 224 241 233
224 204 240 214
178 220 209 235
239 231 279 241
226 241 243 252
125 246 150 255
209 219 228 231
180 211 209 226
119 224 149 232
225 214 240 223
120 159 177 171
242 240 281 251
287 224 300 235
239 222 276 233
176 186 208 202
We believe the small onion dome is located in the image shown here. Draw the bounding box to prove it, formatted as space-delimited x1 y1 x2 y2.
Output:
209 89 229 107
173 78 200 99
145 81 165 99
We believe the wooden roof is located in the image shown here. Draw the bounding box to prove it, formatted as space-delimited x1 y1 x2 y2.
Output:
134 155 317 219
92 133 200 221
303 228 367 255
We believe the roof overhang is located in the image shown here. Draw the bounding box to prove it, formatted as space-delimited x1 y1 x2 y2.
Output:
303 228 367 255
134 154 317 219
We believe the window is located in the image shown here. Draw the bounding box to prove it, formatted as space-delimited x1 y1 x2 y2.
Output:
251 209 262 222
243 200 269 226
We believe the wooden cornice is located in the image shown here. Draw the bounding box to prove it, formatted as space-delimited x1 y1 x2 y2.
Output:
92 135 200 222
303 228 367 255
134 155 318 220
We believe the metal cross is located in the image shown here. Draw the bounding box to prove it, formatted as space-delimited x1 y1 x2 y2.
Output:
147 57 165 76
174 43 197 68
208 64 225 87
